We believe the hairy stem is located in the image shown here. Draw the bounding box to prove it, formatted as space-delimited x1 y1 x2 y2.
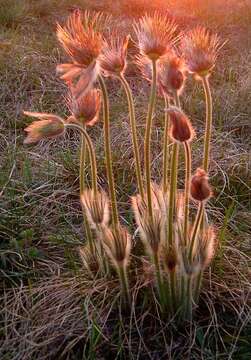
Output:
162 95 170 193
144 59 157 220
79 124 94 253
67 124 98 196
183 141 191 245
153 253 165 310
189 202 205 262
119 74 144 198
118 265 131 305
202 75 212 172
99 75 119 228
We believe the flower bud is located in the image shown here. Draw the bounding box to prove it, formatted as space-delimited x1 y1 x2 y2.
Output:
23 112 65 144
167 106 194 143
190 168 212 202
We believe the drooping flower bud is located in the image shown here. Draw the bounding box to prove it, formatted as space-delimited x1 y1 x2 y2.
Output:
23 112 65 144
158 53 186 98
67 88 101 126
190 168 212 202
167 106 194 143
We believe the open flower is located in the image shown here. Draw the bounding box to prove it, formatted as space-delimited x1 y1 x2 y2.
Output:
134 12 178 61
23 112 65 144
67 88 101 126
57 10 105 97
190 168 212 202
158 52 186 98
166 106 194 143
181 26 223 78
100 34 130 77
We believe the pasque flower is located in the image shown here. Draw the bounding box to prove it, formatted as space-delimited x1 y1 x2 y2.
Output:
166 106 194 143
81 189 110 230
158 52 186 98
134 12 178 61
100 34 130 77
57 10 106 97
181 26 223 77
190 168 212 202
67 88 101 126
23 112 65 144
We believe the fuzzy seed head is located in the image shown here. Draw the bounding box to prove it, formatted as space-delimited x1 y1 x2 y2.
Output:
81 190 110 229
57 10 103 66
181 26 223 77
23 112 65 144
67 88 101 126
102 225 131 268
135 54 152 82
190 168 212 202
100 34 130 77
199 226 217 269
158 52 186 97
134 12 178 61
167 106 194 143
132 188 164 255
163 245 178 273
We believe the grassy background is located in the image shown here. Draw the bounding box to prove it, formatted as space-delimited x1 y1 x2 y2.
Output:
0 0 250 359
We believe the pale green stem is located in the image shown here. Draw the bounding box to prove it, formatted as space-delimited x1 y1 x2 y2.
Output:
201 75 212 173
79 124 94 253
144 59 157 220
162 95 170 193
189 202 205 262
153 252 165 310
66 124 98 196
194 270 203 303
119 74 144 198
98 75 119 228
183 141 191 246
117 264 131 305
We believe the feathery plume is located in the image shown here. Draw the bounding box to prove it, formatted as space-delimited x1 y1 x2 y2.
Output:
56 10 106 97
181 26 223 77
100 34 130 77
134 12 178 61
67 88 101 126
132 189 164 256
199 226 217 269
81 189 110 229
190 168 212 202
102 225 131 268
23 112 65 144
166 106 195 143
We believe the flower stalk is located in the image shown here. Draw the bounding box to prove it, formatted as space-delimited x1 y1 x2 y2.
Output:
144 59 157 220
98 75 119 228
202 75 213 172
162 95 170 193
119 74 144 197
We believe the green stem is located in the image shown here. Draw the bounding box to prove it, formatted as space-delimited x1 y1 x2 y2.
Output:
119 74 144 198
144 59 157 220
117 265 130 305
185 275 193 321
202 75 212 173
194 270 203 303
79 124 94 253
183 141 191 246
153 253 165 310
162 95 170 193
98 75 119 228
66 124 98 196
189 202 204 262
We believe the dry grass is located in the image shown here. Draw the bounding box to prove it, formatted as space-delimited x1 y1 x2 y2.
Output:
0 0 250 358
